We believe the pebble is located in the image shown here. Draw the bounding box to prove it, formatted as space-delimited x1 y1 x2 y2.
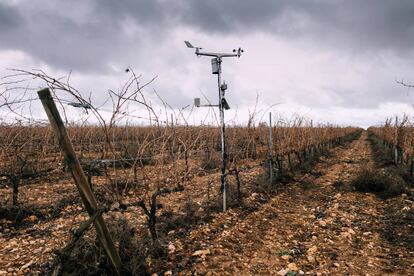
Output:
21 261 33 270
277 268 289 276
192 249 210 257
307 255 316 263
168 243 176 254
307 245 318 255
341 231 352 239
287 263 299 271
27 215 37 222
333 262 340 267
281 255 291 261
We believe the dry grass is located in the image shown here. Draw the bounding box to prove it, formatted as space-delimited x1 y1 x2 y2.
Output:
351 167 408 198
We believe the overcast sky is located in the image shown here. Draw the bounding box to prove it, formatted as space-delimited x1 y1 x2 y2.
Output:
1 0 414 127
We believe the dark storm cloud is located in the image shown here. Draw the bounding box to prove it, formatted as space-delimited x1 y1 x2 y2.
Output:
180 0 414 54
180 0 295 33
0 0 179 72
0 2 21 29
0 1 114 71
94 0 171 25
309 1 414 54
1 0 414 126
1 0 414 71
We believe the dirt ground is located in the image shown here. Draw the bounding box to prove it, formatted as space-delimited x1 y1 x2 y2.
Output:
1 131 413 275
167 131 414 275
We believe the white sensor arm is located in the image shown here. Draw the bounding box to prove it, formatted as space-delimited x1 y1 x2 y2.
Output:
185 41 243 58
195 48 243 58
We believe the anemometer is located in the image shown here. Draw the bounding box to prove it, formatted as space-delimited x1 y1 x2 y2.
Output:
185 40 243 212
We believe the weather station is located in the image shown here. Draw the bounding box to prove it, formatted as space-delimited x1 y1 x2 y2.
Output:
185 40 243 212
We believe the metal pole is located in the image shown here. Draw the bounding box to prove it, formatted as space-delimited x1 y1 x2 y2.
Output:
268 112 273 184
218 58 227 212
184 42 242 212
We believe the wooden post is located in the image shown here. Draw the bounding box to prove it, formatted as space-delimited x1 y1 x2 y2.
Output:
287 152 293 173
268 112 273 184
394 116 399 165
277 155 283 179
37 88 122 275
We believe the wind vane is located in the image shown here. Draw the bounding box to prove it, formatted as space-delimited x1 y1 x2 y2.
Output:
185 40 243 212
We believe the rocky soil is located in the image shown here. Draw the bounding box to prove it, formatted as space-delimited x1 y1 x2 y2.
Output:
168 131 414 275
1 131 413 275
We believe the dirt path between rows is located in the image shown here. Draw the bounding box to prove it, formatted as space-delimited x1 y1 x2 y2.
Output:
176 131 414 275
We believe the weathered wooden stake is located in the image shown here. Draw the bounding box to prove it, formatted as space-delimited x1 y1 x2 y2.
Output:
287 152 293 173
394 116 399 165
37 88 122 275
268 112 273 184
